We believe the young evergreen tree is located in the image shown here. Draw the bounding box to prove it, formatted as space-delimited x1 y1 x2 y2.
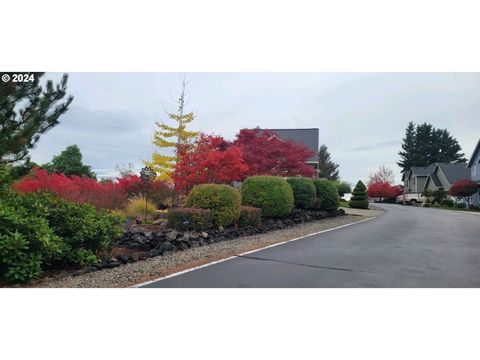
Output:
317 144 339 180
0 73 73 165
398 122 466 172
44 144 96 178
349 180 369 209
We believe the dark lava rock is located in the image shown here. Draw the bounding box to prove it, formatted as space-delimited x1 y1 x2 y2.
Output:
156 241 174 252
166 230 180 242
106 261 121 269
117 255 130 264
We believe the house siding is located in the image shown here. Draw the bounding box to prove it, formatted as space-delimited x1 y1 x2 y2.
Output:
435 167 450 189
471 155 480 207
416 176 428 193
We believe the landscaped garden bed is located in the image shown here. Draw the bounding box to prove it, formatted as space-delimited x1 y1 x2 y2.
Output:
73 207 345 276
1 172 348 287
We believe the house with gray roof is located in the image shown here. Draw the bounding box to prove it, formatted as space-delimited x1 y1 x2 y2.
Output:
424 163 471 193
467 139 480 207
260 128 319 175
402 162 470 198
402 164 435 194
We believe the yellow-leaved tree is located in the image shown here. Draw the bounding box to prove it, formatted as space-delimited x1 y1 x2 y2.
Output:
144 79 198 182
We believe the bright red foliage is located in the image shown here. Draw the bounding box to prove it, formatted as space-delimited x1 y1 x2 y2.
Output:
13 167 126 209
173 133 248 192
368 181 403 200
234 128 315 177
449 179 478 206
117 174 172 205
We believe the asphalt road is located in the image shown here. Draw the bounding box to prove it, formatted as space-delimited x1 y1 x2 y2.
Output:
142 204 480 287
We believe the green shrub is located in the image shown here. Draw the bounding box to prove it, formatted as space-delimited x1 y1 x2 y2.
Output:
349 181 369 209
441 199 455 207
423 203 431 207
241 176 294 218
186 184 241 227
238 206 262 227
1 191 123 283
287 177 316 209
23 192 123 254
167 207 214 231
454 202 466 209
313 179 340 211
432 203 441 208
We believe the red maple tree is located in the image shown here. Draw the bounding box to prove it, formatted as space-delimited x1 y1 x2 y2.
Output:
234 128 315 177
172 133 248 192
117 174 172 205
368 181 403 201
449 179 478 207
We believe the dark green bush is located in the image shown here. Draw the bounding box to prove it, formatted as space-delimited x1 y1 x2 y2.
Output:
241 176 294 218
238 206 262 227
423 203 431 207
21 192 122 254
167 208 214 231
349 181 369 209
287 177 316 209
0 190 122 284
313 179 340 211
441 199 455 207
186 184 241 227
454 202 465 209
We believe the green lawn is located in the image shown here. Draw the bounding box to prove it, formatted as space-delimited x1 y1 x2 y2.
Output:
429 206 480 213
339 199 350 208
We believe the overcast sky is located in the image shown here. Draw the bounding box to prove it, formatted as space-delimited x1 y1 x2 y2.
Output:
31 72 480 185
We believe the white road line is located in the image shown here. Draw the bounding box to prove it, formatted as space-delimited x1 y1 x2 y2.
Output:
132 216 376 288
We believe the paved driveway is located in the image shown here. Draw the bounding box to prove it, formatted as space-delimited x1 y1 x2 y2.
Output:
142 204 480 287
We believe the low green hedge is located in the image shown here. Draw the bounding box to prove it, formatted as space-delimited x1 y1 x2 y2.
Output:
241 176 294 218
313 179 340 211
167 208 214 231
238 206 262 227
287 177 316 209
186 184 241 227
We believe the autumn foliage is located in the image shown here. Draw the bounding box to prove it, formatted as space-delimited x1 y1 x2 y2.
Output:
13 167 172 209
367 181 403 200
235 128 315 177
172 134 248 192
449 179 478 206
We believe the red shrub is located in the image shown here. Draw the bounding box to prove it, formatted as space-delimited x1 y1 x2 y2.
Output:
13 167 126 209
368 182 403 200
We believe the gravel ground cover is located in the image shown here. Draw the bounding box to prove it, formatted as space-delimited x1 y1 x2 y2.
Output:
30 215 371 288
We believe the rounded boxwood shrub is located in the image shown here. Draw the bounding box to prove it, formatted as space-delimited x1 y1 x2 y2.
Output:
287 177 316 209
241 176 294 218
349 181 369 209
186 184 241 227
313 179 340 211
238 206 262 227
167 208 214 231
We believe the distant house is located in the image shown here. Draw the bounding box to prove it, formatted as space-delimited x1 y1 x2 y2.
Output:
259 128 319 175
467 139 480 207
402 164 435 194
402 162 470 196
423 163 471 193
